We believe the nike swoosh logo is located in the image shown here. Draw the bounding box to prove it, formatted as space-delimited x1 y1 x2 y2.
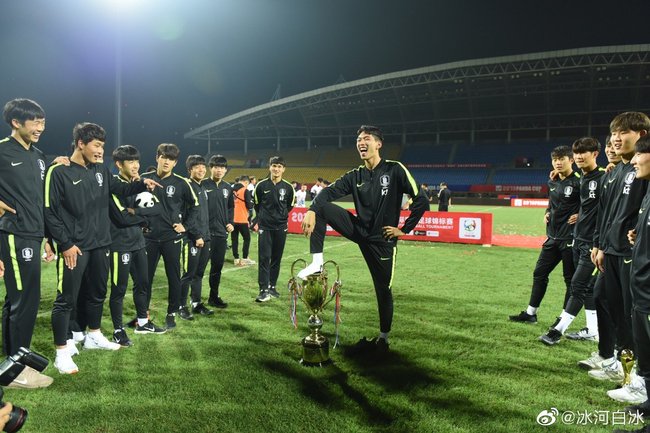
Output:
550 188 556 191
380 257 391 261
356 183 364 188
205 189 213 193
12 378 28 385
105 252 110 257
624 259 632 264
174 239 182 244
609 178 616 183
264 190 270 193
73 180 82 185
11 162 23 167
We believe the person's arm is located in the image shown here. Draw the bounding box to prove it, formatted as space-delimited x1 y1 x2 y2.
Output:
399 167 429 235
244 189 254 210
226 186 235 233
309 172 353 213
181 179 201 239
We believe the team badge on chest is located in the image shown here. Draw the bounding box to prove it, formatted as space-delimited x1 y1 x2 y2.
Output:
121 253 131 264
166 185 176 197
563 186 573 197
95 173 104 187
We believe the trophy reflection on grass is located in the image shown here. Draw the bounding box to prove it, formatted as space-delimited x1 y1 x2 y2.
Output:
288 259 342 366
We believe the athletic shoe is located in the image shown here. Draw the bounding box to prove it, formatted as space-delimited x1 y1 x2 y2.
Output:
134 320 166 334
208 297 228 308
192 303 214 316
66 339 79 357
269 286 280 298
508 311 537 324
6 366 53 389
72 331 85 344
240 258 256 266
165 313 177 330
113 329 133 347
608 375 647 404
84 331 121 351
126 317 138 329
539 328 562 346
375 337 390 354
255 290 271 303
234 258 241 266
178 305 194 321
588 360 624 382
578 352 609 370
345 337 389 357
565 327 599 342
54 354 79 375
548 316 561 330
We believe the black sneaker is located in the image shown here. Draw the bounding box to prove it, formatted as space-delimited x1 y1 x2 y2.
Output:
375 337 389 354
113 328 133 347
539 328 562 346
192 303 214 316
165 313 176 329
345 337 376 357
178 305 194 321
134 320 167 334
548 316 561 330
126 317 138 329
255 290 271 303
625 403 650 418
208 297 228 309
268 286 280 298
508 311 537 324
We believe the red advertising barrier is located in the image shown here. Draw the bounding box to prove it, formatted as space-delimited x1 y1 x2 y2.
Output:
287 209 493 245
510 198 549 208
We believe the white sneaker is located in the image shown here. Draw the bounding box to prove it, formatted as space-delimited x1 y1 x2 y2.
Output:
607 375 647 404
240 258 256 266
72 331 85 344
565 327 599 342
84 331 121 351
578 352 609 370
54 354 79 375
588 360 624 382
66 339 79 356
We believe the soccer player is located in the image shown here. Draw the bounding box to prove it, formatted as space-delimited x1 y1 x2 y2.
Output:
590 112 650 393
46 123 156 374
300 125 428 351
203 155 234 308
109 145 166 345
0 98 54 387
509 145 580 324
141 143 199 330
231 175 255 266
254 156 295 302
538 137 605 345
295 184 308 208
437 182 452 211
179 155 214 319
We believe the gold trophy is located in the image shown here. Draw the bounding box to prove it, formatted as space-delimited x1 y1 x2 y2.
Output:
620 349 635 385
288 259 342 366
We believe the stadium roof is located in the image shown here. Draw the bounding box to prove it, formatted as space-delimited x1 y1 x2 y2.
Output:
185 44 650 149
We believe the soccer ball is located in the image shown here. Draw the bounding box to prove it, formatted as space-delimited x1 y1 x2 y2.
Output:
135 191 155 208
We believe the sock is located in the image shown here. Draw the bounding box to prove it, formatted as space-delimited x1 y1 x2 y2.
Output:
585 309 598 335
526 306 538 316
137 318 148 327
379 332 389 343
297 253 324 279
555 311 576 333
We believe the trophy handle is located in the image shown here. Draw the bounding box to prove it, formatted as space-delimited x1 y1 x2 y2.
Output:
320 260 342 310
322 260 340 281
290 259 307 279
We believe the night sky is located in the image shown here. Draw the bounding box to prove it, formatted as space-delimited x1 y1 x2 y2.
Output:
1 0 649 162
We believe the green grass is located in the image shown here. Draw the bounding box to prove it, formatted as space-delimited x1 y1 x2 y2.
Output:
6 206 633 433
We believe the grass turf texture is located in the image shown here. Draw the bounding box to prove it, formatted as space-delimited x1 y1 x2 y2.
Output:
6 206 631 433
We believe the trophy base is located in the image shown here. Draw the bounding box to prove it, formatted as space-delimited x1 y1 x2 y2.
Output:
300 336 331 367
299 358 332 368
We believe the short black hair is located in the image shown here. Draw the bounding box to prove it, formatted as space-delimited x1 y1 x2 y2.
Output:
635 135 650 154
551 145 573 159
269 156 285 166
239 175 250 182
209 154 228 167
572 137 601 153
73 123 106 150
156 143 180 160
357 125 384 143
186 154 206 171
112 145 140 162
3 98 45 126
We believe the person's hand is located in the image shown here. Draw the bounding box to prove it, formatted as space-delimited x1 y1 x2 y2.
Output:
567 213 579 225
0 200 16 218
226 224 234 233
594 249 605 273
44 241 56 262
195 238 204 248
605 162 616 173
173 223 186 233
544 212 550 224
548 169 559 180
0 401 13 430
62 245 82 270
52 156 70 166
628 229 637 246
383 226 405 240
127 208 135 215
143 178 162 191
0 259 4 278
301 210 316 237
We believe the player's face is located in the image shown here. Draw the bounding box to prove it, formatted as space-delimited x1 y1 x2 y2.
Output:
79 139 105 164
551 155 573 175
605 141 621 163
211 165 227 181
631 152 650 180
572 151 597 170
13 118 45 145
156 155 177 176
611 129 645 157
269 163 285 181
117 160 140 180
356 132 382 161
190 164 206 182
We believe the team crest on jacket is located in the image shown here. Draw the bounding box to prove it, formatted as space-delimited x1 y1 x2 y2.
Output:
279 188 286 201
166 185 176 197
380 175 390 187
222 189 229 199
588 180 597 198
121 253 131 264
38 159 45 180
96 173 104 187
563 186 573 197
625 172 637 184
22 248 34 261
190 246 198 256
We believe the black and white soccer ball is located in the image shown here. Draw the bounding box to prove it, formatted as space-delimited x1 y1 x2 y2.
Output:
135 191 155 208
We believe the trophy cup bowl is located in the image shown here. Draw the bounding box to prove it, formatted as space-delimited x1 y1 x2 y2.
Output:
288 259 342 367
